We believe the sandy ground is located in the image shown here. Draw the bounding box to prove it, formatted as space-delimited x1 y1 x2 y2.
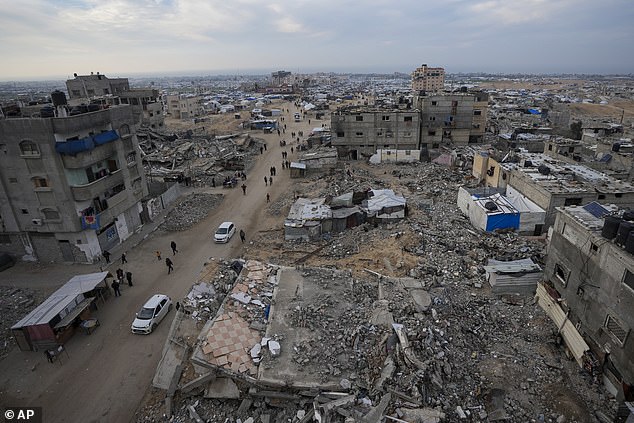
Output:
0 101 314 423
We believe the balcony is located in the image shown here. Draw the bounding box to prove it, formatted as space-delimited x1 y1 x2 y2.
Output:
71 170 124 201
61 141 117 169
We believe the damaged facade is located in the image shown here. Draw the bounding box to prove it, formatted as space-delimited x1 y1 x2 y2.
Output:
542 203 634 400
0 104 148 263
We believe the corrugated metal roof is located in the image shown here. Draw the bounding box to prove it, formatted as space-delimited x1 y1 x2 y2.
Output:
12 272 108 329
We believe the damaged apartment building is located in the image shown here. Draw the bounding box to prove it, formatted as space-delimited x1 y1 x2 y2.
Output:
541 203 634 403
0 95 148 263
66 73 164 130
331 88 488 160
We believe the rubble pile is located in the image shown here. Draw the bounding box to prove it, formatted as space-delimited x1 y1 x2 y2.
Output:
159 193 224 231
0 286 41 359
138 127 265 185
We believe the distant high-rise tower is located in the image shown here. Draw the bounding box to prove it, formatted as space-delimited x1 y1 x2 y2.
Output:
411 64 445 93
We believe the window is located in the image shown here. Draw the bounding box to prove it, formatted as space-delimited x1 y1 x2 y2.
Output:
42 208 60 220
548 144 553 151
564 198 582 206
428 130 436 136
452 101 458 107
432 143 439 148
355 132 363 137
9 177 17 183
590 243 598 253
624 270 634 292
377 131 383 137
32 177 49 188
615 193 623 198
405 150 411 155
404 116 413 122
473 110 482 116
604 315 629 346
404 132 412 137
473 124 481 129
19 141 39 156
355 116 363 122
0 234 10 244
119 124 130 135
72 90 81 97
429 116 436 121
598 194 606 200
554 263 570 286
431 101 437 106
336 131 345 137
21 209 29 214
382 115 390 121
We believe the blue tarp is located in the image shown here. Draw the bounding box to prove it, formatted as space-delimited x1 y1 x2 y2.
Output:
55 137 95 155
528 108 541 115
93 130 119 145
485 212 520 232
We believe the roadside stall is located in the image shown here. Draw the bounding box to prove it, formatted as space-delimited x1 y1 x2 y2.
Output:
11 272 112 351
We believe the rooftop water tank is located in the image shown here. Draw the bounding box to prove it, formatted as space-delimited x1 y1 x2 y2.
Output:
615 221 634 246
623 210 634 222
51 90 67 106
601 215 622 239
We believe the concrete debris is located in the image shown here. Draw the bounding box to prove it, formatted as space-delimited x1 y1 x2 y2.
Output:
138 153 618 422
204 378 240 399
0 286 41 359
159 193 223 231
267 340 281 357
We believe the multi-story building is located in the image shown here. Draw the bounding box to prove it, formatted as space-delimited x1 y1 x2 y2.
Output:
66 74 163 129
330 107 421 159
411 64 445 92
66 72 130 99
165 94 204 119
544 204 634 398
415 91 489 149
0 103 148 263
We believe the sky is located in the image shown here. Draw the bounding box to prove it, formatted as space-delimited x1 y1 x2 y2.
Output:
0 0 633 81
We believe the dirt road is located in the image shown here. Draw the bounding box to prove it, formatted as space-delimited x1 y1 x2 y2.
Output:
0 102 316 422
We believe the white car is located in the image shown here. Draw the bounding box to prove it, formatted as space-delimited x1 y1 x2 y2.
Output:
131 294 173 334
214 221 236 243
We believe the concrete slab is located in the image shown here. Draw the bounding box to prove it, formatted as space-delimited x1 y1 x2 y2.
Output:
257 267 361 389
204 377 240 399
409 289 432 312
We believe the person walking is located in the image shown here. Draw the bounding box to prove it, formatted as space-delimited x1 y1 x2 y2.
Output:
112 279 121 297
269 176 273 185
266 193 270 203
260 146 264 154
264 143 267 151
171 241 178 255
116 268 124 281
239 229 246 243
102 250 111 264
126 271 133 287
121 252 127 264
264 176 268 186
166 257 174 274
241 183 247 195
272 166 276 176
156 250 162 261
212 177 216 188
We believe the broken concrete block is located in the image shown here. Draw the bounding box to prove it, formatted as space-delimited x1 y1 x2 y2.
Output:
339 378 351 390
400 408 445 423
244 418 254 423
231 292 251 304
204 378 240 399
268 340 281 356
250 343 262 359
456 405 467 419
409 289 432 312
297 410 306 420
